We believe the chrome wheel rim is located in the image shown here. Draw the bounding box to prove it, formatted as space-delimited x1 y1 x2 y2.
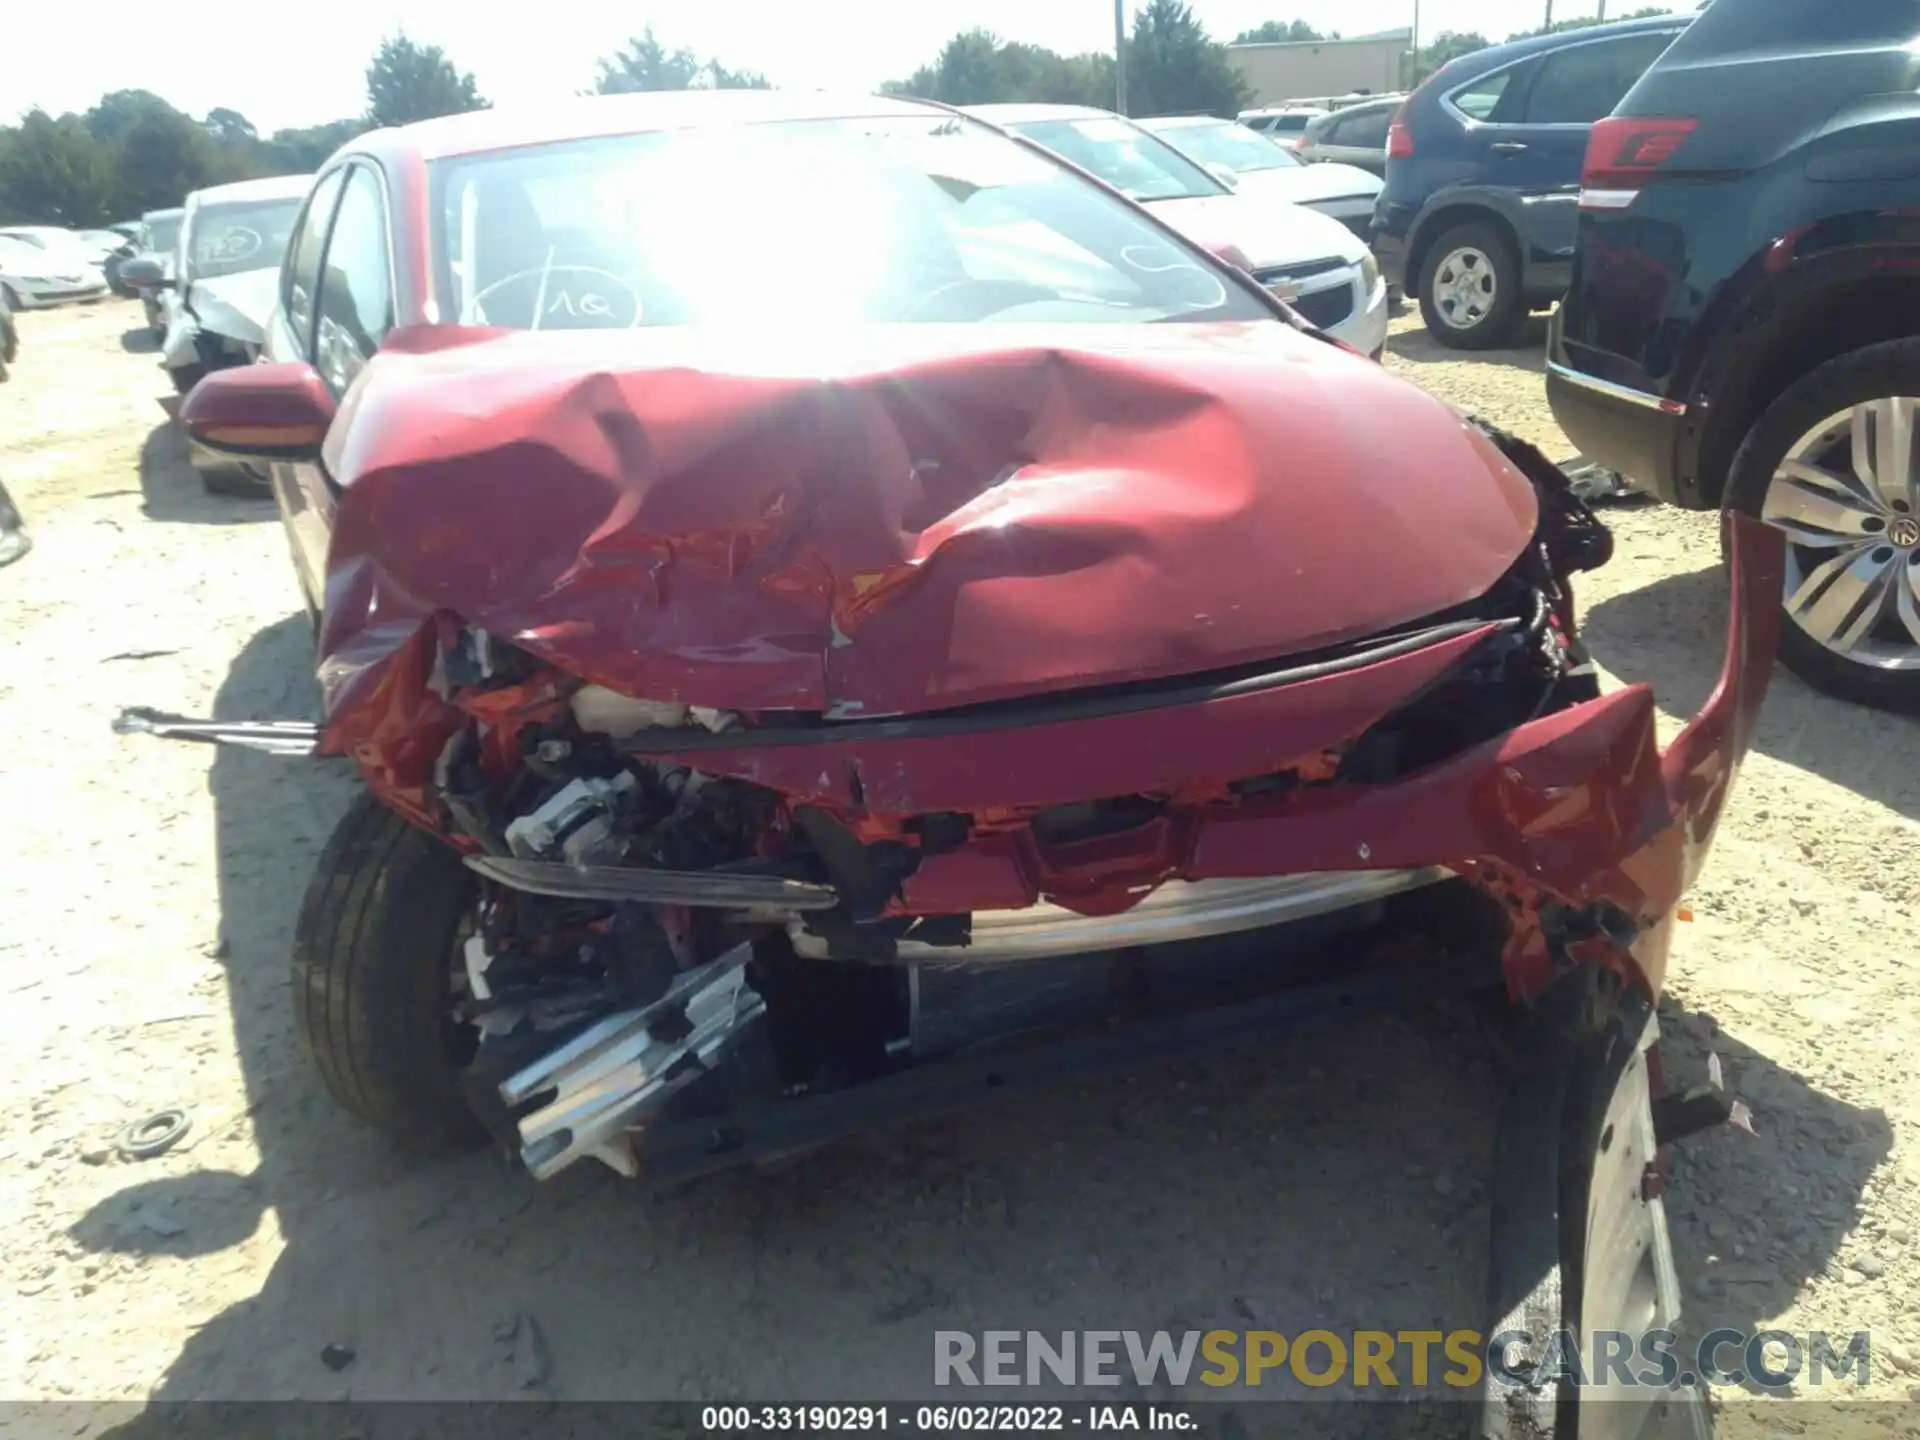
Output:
1432 245 1497 330
1762 399 1920 669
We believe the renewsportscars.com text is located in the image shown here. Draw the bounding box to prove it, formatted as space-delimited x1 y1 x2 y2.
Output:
933 1329 1874 1391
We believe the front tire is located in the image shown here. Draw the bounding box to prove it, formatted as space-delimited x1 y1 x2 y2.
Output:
1723 339 1920 713
292 791 485 1150
1418 220 1524 350
1483 972 1702 1440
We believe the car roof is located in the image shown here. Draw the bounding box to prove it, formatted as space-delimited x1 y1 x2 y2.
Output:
964 103 1115 125
1239 106 1328 118
188 174 314 207
1442 12 1693 77
1325 95 1402 114
348 89 949 164
141 207 184 221
1138 115 1235 130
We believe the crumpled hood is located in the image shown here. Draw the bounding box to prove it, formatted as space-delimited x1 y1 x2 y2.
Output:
186 267 278 345
321 321 1538 722
1145 192 1367 271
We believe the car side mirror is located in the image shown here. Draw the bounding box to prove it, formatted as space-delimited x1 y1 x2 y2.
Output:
1204 161 1241 190
180 361 336 462
120 255 174 289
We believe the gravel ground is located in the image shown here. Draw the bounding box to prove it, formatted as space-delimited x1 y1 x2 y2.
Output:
0 300 1915 1430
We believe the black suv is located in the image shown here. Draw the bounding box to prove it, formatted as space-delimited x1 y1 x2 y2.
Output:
1548 0 1920 711
1374 15 1691 349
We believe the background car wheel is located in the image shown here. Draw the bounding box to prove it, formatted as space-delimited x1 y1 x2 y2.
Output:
292 790 486 1150
1418 221 1523 350
1724 339 1920 712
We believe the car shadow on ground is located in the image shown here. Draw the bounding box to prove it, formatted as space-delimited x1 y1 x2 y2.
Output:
1583 563 1920 819
73 617 1892 1430
119 326 159 356
137 420 276 526
1653 996 1894 1398
1387 314 1550 375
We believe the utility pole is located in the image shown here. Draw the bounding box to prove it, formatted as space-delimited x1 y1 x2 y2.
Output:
1410 0 1420 84
1114 0 1129 114
1597 0 1607 17
1544 0 1554 27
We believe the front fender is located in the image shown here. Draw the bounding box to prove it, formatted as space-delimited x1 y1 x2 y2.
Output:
1408 185 1538 290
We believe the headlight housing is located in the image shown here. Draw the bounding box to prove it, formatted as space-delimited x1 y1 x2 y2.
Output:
1359 252 1382 294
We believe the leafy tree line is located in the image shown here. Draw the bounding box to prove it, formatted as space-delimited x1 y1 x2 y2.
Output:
0 25 761 226
877 2 1676 117
1405 7 1675 84
2 7 1680 227
883 0 1247 117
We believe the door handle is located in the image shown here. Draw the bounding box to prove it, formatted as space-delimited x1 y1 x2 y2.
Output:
1490 141 1530 155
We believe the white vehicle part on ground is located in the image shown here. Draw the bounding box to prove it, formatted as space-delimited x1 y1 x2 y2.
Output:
498 944 765 1180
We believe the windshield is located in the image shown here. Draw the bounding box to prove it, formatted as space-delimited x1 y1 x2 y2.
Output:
146 216 181 253
430 115 1266 330
1157 120 1300 173
1004 116 1223 202
187 200 302 280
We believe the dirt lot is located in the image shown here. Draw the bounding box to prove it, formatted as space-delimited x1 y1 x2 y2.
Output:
1 300 1917 1427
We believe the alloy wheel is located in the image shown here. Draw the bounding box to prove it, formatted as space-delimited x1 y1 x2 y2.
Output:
1431 246 1497 331
1762 399 1920 669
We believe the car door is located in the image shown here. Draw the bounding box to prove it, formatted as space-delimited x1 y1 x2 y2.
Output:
1482 29 1685 283
292 163 398 613
264 168 347 617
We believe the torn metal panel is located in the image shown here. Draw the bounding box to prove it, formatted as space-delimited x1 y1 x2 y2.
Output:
314 320 1540 734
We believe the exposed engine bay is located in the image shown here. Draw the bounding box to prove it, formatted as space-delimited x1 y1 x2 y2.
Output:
411 425 1626 1181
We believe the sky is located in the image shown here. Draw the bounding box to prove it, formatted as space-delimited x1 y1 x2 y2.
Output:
19 0 1622 134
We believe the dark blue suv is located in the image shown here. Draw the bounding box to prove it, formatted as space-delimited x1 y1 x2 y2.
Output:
1373 14 1691 348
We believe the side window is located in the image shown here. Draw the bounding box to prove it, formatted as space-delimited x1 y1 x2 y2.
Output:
282 170 347 357
1525 32 1679 125
314 166 395 395
1340 108 1391 148
1451 70 1516 122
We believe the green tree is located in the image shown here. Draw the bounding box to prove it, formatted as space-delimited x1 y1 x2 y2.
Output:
365 33 488 130
883 30 1116 107
0 110 115 224
1233 20 1334 43
1125 0 1249 117
203 108 258 145
84 89 181 143
1510 7 1671 39
594 26 770 92
1405 30 1492 85
111 101 215 212
264 120 364 172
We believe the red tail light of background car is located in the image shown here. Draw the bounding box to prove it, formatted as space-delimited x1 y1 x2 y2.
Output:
1386 109 1415 159
1580 116 1698 209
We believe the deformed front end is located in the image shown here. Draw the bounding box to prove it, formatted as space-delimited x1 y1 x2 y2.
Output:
117 325 1782 1187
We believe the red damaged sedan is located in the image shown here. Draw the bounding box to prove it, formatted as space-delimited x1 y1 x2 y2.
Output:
124 89 1778 1427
